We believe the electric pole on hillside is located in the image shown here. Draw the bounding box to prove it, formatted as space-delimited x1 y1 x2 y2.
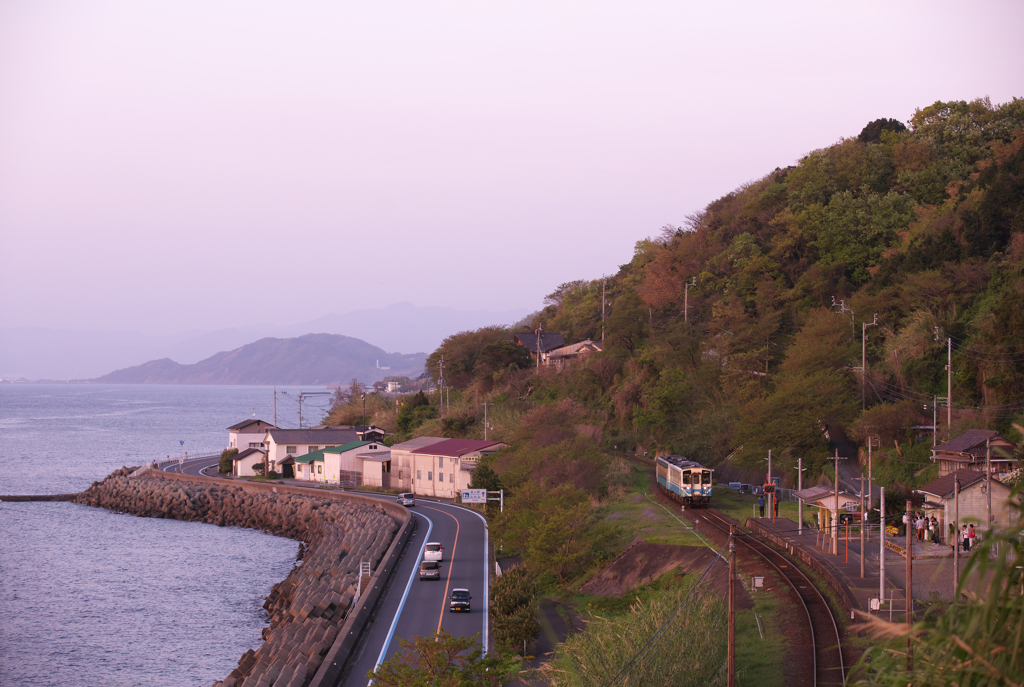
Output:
685 277 696 323
861 313 878 410
858 476 868 578
438 354 445 409
535 323 543 374
935 328 952 429
601 276 606 345
953 476 960 591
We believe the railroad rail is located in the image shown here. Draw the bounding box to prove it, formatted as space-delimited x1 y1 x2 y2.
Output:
697 509 845 687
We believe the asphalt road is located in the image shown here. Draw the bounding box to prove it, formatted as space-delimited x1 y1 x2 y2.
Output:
341 495 489 687
156 460 490 685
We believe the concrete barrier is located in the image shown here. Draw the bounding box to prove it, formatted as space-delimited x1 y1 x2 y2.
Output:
0 494 78 502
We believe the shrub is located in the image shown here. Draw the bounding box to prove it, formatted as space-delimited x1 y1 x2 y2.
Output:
267 471 279 479
219 448 238 474
491 566 539 653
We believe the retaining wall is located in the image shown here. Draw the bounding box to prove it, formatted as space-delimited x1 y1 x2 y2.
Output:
74 467 412 687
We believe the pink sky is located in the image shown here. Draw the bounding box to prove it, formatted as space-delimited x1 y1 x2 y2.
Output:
1 1 1022 335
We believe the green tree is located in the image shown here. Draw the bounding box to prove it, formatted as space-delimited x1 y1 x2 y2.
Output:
219 448 238 474
368 631 518 687
815 189 916 284
858 117 907 144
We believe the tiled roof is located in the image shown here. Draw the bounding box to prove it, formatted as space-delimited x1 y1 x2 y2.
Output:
546 340 603 358
513 332 566 354
933 430 1010 456
916 469 997 499
411 439 507 457
357 450 392 462
228 419 276 431
233 447 265 460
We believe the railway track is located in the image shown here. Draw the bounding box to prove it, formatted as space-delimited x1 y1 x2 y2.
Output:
698 508 846 687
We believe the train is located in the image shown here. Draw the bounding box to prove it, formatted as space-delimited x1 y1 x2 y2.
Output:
655 454 714 507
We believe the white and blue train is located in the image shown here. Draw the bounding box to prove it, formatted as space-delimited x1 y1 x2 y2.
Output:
656 454 713 507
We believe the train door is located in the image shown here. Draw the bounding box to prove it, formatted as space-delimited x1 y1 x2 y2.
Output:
702 470 711 495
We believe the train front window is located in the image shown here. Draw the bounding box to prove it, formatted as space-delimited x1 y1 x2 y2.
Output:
682 473 691 485
702 471 711 483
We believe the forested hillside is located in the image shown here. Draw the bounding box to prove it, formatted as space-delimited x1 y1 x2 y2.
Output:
330 97 1024 492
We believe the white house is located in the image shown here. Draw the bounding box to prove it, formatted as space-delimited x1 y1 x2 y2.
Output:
232 447 267 477
409 438 508 499
227 419 277 451
262 427 361 472
294 448 328 483
317 440 391 488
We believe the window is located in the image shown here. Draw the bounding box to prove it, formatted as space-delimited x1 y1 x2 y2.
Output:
286 446 296 454
683 473 691 485
317 465 322 474
439 472 444 483
307 446 318 453
428 471 433 481
438 456 444 468
449 474 453 484
417 470 422 480
248 442 262 448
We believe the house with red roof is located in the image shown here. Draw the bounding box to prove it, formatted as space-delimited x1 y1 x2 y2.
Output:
406 438 508 499
930 430 1016 477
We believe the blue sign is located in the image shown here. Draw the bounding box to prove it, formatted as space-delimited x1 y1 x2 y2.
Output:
179 441 184 446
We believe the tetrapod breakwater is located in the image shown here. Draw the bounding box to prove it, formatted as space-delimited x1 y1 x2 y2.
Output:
73 467 411 687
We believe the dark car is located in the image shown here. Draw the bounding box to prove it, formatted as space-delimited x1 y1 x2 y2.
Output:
419 560 441 581
449 588 471 612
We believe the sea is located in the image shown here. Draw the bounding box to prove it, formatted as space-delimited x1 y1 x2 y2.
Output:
0 384 334 687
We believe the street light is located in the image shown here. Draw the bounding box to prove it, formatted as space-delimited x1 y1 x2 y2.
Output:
361 393 366 427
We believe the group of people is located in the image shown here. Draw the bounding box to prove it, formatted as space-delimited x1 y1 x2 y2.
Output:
900 511 978 552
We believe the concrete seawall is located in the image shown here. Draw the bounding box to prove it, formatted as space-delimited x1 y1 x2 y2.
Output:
74 467 413 687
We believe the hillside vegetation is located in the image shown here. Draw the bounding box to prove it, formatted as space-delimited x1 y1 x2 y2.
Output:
333 97 1024 488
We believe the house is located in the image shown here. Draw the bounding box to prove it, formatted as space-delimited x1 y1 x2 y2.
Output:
294 448 328 483
390 436 449 492
356 445 394 489
353 425 387 442
232 447 267 477
915 468 1016 537
227 419 277 451
512 332 566 361
930 430 1016 477
262 427 361 476
321 440 389 488
409 438 508 499
543 339 602 369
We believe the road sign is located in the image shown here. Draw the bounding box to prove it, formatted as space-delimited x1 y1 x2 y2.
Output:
179 441 184 446
462 489 487 504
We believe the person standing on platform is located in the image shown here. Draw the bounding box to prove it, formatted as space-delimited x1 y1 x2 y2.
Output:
962 524 971 552
969 524 976 550
773 494 779 518
757 495 765 518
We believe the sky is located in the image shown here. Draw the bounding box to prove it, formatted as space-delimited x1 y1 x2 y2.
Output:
1 1 1022 336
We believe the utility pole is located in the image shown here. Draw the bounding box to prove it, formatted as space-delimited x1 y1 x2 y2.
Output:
936 328 952 427
361 393 366 427
879 486 886 604
798 455 804 535
483 403 491 441
832 449 847 555
535 323 543 374
987 437 992 542
684 277 696 323
601 277 606 345
932 397 937 447
861 313 878 410
859 476 867 578
728 524 736 687
274 386 277 427
953 476 960 592
766 449 774 522
906 498 914 673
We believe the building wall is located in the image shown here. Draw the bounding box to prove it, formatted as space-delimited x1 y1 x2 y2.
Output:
389 448 415 492
941 483 1015 535
412 453 461 498
230 430 269 450
233 453 266 477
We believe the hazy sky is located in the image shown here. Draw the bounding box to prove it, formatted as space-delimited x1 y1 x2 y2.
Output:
2 1 1022 336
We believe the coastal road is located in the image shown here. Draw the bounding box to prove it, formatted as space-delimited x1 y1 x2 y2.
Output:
340 495 489 687
155 462 490 684
160 455 220 477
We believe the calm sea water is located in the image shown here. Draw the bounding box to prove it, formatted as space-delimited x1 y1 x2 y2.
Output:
0 384 331 687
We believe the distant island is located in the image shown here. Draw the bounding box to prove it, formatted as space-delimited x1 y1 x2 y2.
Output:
91 333 426 385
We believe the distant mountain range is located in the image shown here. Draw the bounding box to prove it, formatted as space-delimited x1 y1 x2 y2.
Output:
0 302 531 380
91 333 427 386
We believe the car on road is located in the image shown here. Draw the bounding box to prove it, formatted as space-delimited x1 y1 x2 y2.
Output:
449 589 472 613
419 560 442 581
397 493 415 507
423 542 443 561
